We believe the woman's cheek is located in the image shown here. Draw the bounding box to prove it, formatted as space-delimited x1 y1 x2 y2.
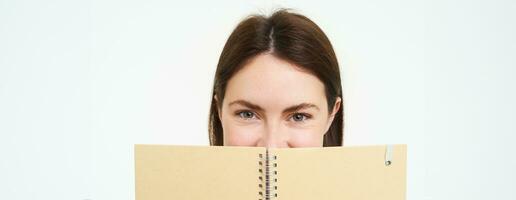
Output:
286 129 324 147
223 125 261 146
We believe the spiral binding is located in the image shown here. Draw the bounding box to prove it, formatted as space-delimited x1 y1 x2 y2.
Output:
258 149 278 200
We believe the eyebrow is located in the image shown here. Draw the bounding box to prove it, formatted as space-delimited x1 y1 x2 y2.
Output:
228 100 320 113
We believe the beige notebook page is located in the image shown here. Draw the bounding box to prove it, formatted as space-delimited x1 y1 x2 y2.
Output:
271 145 407 200
135 145 264 200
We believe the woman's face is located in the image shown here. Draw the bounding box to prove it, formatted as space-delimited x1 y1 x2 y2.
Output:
218 53 341 148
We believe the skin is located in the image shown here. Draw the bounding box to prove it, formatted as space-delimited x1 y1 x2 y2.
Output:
217 53 341 148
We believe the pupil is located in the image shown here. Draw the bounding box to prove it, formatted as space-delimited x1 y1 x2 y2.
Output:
294 114 303 121
244 112 252 118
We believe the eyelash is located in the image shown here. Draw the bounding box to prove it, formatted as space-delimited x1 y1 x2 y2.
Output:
234 110 312 122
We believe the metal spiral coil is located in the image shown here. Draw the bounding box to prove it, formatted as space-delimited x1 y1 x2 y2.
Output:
258 149 278 200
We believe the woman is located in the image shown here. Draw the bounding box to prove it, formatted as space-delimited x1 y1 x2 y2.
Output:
209 9 343 148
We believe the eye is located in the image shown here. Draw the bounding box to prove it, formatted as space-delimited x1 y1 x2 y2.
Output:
290 113 311 122
237 111 256 120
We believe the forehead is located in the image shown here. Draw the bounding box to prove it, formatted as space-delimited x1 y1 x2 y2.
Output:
224 53 327 109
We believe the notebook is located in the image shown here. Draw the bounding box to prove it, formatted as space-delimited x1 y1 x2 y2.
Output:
134 144 406 200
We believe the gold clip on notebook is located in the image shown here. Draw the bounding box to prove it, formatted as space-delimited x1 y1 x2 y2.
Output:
135 144 407 200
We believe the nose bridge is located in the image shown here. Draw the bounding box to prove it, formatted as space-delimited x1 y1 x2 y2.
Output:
261 120 287 148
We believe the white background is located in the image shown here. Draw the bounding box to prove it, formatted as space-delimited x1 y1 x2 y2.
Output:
1 0 515 199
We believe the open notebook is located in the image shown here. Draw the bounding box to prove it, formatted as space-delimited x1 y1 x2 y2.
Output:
135 144 406 200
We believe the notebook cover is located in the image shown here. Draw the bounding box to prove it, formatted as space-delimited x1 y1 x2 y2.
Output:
271 144 406 200
135 144 406 200
135 145 264 200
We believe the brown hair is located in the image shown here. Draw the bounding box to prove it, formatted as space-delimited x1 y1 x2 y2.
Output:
208 9 343 146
